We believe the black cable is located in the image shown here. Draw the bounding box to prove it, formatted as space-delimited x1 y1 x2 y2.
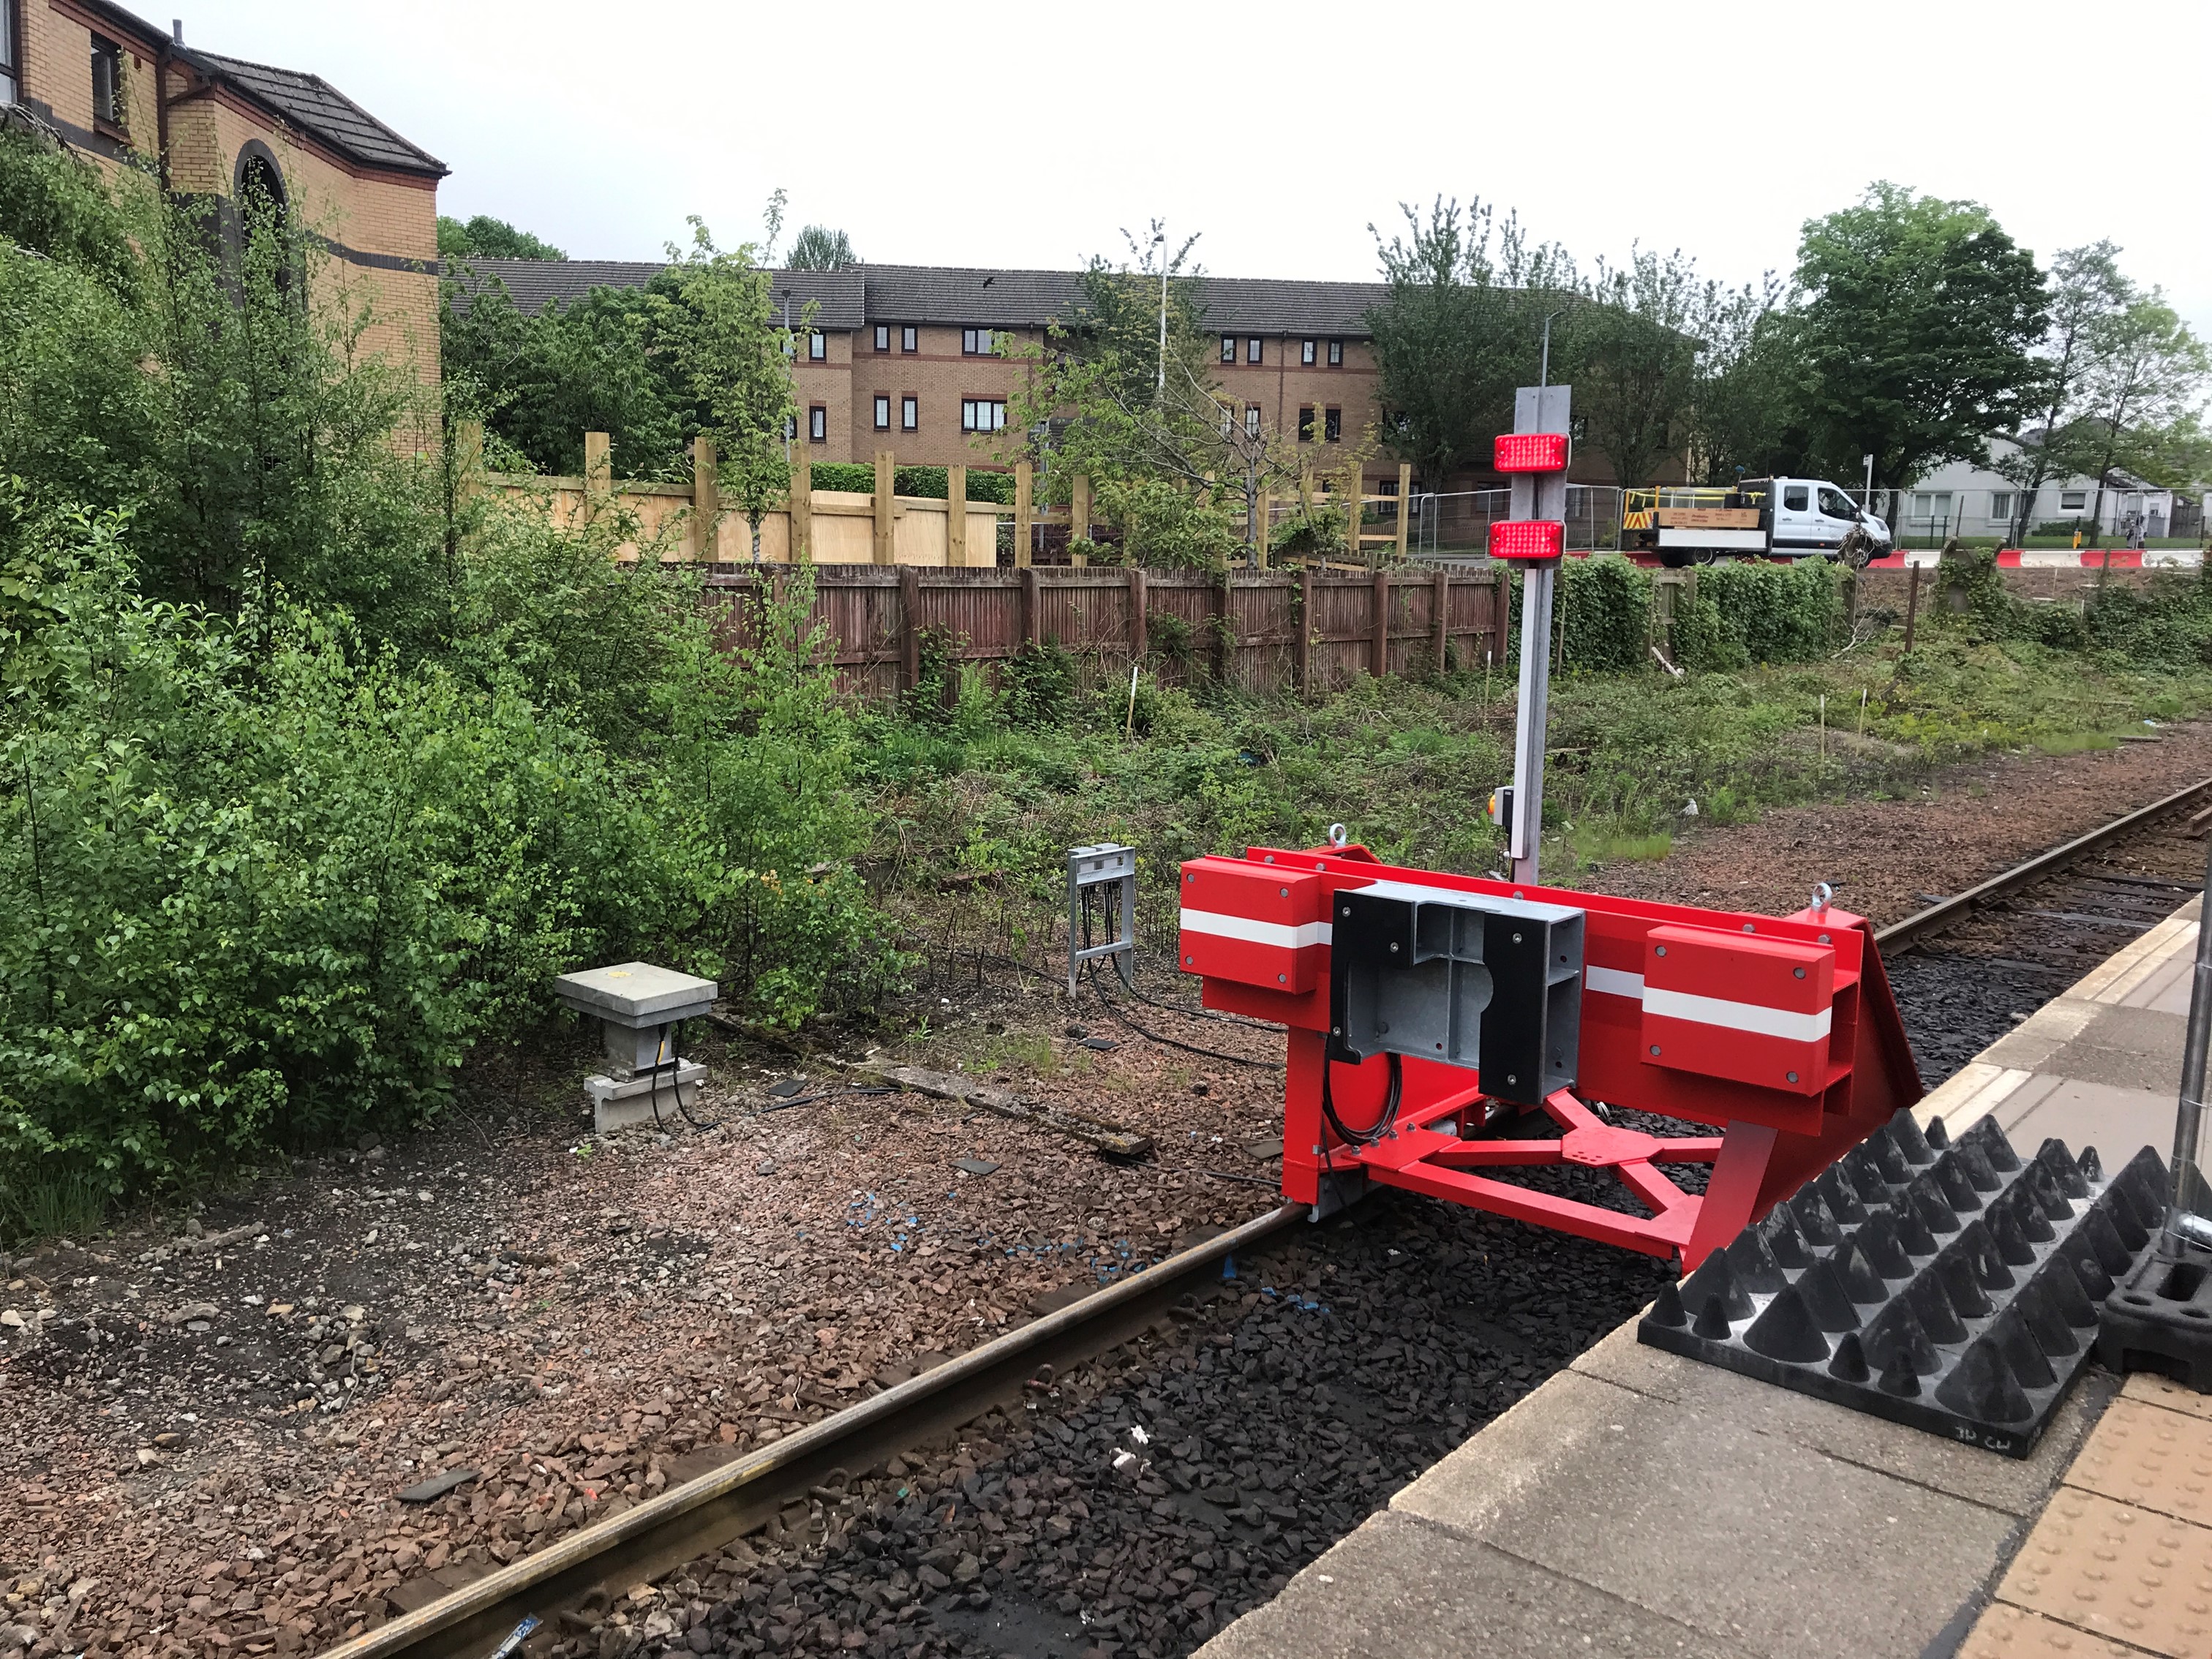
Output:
671 1020 721 1129
1111 952 1286 1033
1086 961 1282 1069
1319 1050 1402 1149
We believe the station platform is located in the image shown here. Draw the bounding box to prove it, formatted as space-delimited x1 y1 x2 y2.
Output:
1196 900 2210 1659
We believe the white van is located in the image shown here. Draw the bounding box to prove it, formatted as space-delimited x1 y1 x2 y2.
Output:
1628 478 1895 568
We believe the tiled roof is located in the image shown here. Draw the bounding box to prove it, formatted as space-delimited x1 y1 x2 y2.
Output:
446 262 867 329
191 51 446 178
446 260 1389 337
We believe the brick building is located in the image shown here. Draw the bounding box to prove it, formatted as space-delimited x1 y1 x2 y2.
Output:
2 0 445 387
459 258 1398 494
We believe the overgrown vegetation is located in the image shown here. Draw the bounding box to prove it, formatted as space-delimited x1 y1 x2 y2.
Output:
1 130 885 1230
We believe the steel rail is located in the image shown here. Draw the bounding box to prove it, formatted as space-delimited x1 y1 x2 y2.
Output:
318 1203 1307 1659
1874 775 2212 952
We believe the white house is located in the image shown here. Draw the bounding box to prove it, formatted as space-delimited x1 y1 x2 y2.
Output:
1904 437 2186 543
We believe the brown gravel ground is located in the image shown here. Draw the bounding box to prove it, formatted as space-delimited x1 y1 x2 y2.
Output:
3 721 2209 1659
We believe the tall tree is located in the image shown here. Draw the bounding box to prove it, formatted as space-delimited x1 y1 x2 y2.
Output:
1679 277 1795 484
437 214 565 261
1790 181 2048 489
1992 241 2129 543
785 225 859 270
2073 292 2211 540
1565 247 1701 487
1365 198 1573 488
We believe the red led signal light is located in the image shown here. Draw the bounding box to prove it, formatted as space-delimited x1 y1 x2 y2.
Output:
1489 520 1565 561
1494 432 1569 473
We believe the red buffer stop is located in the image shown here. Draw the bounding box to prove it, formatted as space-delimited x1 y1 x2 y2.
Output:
1178 843 1923 1271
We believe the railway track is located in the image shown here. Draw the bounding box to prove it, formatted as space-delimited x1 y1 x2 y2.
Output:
332 780 2212 1659
1877 775 2212 1084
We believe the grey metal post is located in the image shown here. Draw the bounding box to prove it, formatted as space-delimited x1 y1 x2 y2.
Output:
1505 384 1571 886
2162 835 2212 1255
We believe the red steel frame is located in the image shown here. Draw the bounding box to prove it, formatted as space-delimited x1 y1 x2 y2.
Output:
1184 843 1923 1271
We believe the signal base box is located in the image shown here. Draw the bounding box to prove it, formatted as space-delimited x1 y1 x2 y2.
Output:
1328 881 1584 1107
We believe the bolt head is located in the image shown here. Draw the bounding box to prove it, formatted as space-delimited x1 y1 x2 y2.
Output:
1793 966 1805 979
1276 974 1286 984
1786 1071 1799 1083
1655 944 1667 958
1649 1045 1661 1056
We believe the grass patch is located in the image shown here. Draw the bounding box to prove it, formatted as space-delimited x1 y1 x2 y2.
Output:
2034 731 2119 755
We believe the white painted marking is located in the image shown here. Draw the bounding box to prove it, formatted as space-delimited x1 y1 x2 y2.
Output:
1585 965 1644 998
1643 986 1832 1043
1178 909 1331 949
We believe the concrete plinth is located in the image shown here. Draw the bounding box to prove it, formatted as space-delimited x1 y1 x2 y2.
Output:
587 1061 709 1135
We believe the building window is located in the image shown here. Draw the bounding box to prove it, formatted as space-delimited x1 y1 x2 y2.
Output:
1297 406 1315 443
0 0 18 107
873 325 890 352
901 326 917 353
2061 490 2087 511
1220 336 1235 364
901 394 918 432
808 405 827 443
1244 405 1261 438
1325 407 1342 443
960 399 1007 433
873 394 891 431
1246 337 1263 364
962 328 995 356
1301 339 1316 366
1988 491 2013 522
808 332 827 361
1328 339 1343 366
91 34 122 127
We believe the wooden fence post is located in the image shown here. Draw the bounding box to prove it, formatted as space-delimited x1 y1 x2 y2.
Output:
1903 565 1922 653
898 565 923 693
691 434 718 561
1492 568 1511 663
873 450 895 565
1370 568 1391 677
1211 576 1230 682
1126 565 1147 661
1070 474 1092 568
1256 489 1272 570
1296 568 1314 694
1432 567 1451 678
584 430 612 512
1020 565 1040 647
1015 460 1034 568
789 464 813 564
1394 461 1412 563
947 464 968 568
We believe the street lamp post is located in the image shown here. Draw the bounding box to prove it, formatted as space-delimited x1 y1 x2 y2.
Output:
1154 227 1168 397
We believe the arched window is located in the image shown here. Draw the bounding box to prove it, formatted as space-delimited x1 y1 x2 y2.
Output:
233 148 296 295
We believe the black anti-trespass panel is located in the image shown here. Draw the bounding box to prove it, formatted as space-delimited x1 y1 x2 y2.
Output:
1637 1110 2168 1457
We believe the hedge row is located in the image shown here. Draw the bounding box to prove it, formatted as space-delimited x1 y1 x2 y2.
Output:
1505 555 1848 674
806 463 1017 504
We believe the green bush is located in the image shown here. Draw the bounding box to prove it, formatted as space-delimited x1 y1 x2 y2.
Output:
1674 560 1845 670
1557 556 1652 672
805 463 1017 504
809 462 876 494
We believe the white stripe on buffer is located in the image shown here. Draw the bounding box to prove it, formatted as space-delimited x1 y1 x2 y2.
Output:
1642 985 1832 1043
1178 908 1332 950
1585 965 1644 999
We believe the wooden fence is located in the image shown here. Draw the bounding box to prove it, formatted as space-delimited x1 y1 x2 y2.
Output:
705 565 1511 701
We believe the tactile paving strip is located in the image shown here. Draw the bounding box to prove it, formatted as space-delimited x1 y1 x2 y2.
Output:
1995 1487 2212 1658
1959 1602 2154 1658
2069 1396 2212 1526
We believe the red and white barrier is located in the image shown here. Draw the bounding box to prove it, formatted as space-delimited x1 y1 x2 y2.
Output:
1861 548 2204 571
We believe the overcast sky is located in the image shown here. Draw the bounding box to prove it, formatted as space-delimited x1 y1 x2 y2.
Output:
173 0 2212 340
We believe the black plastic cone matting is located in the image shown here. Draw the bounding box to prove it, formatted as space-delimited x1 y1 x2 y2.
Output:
1637 1110 2170 1457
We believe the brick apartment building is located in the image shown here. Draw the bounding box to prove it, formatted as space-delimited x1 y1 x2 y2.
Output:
459 258 1402 495
2 0 445 387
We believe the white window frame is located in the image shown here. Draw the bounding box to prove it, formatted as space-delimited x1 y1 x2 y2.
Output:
808 332 826 361
873 325 889 352
1246 337 1263 364
1301 339 1317 365
901 326 917 353
2060 490 2088 511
